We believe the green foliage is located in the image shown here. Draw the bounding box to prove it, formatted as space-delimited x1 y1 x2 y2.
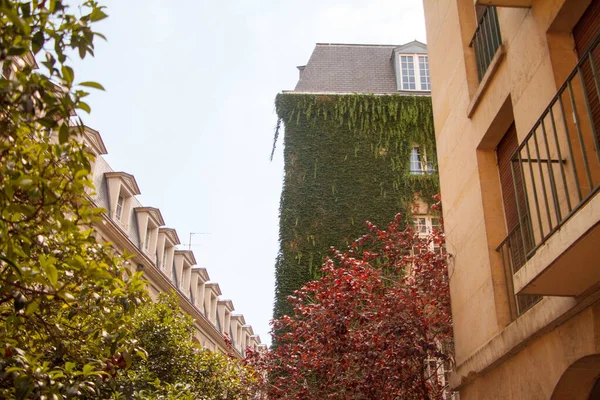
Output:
110 293 259 400
0 1 152 398
273 93 439 318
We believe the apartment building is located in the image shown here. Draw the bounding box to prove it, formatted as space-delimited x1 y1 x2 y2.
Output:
80 126 263 357
423 0 600 398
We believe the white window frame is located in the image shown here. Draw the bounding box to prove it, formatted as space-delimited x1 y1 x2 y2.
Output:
144 227 151 251
115 194 124 221
413 216 440 237
409 146 435 175
398 54 431 91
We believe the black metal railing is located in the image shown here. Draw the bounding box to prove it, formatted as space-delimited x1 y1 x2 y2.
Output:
470 6 502 81
497 32 600 319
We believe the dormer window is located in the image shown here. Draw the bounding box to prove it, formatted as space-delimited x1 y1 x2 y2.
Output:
134 207 164 259
418 56 431 90
161 251 167 269
399 55 431 91
144 227 151 251
104 172 141 229
157 227 180 275
116 195 124 221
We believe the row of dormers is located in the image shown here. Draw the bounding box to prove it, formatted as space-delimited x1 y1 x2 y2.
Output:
78 125 264 356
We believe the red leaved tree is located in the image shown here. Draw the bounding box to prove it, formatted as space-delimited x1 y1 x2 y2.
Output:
247 197 453 399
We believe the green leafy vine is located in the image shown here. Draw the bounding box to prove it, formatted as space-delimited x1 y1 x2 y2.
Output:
273 93 439 318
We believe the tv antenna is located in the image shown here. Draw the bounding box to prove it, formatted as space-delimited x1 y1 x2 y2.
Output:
187 232 211 250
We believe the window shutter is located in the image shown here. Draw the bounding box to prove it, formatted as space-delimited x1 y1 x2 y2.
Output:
497 123 523 232
574 0 600 147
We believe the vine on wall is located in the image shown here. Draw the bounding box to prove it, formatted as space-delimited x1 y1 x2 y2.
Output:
273 93 439 318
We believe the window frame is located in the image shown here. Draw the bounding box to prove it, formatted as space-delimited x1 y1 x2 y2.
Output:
115 194 124 221
413 216 440 237
409 146 435 175
398 54 431 91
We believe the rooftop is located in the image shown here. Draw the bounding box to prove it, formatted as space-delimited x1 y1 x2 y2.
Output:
293 40 427 94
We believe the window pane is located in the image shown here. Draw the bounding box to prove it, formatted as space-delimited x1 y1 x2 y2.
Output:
419 55 431 90
410 147 423 174
401 55 415 90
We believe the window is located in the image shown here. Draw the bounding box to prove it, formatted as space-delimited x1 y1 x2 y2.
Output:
144 227 151 251
161 250 167 270
414 217 428 235
399 55 431 91
400 55 416 90
115 195 124 220
409 147 435 175
413 216 440 236
419 56 431 90
470 6 502 81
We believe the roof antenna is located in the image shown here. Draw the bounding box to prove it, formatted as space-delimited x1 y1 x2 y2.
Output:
187 232 211 250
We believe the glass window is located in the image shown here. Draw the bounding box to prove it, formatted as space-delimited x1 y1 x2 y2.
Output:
144 227 151 250
410 147 423 174
410 146 436 174
399 54 431 91
115 195 124 220
419 56 431 90
431 217 440 231
161 249 167 270
413 217 427 234
400 55 416 90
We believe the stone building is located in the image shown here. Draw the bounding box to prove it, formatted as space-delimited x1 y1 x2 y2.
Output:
80 126 263 357
273 41 440 318
423 0 600 398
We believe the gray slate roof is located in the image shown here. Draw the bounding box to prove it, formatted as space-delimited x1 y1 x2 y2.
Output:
293 41 427 94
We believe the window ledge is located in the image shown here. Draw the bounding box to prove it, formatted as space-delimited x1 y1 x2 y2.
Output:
467 44 506 118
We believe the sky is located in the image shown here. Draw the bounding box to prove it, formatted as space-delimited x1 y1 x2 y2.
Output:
73 0 427 345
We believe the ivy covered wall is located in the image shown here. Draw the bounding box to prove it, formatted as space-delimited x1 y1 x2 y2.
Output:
273 93 439 318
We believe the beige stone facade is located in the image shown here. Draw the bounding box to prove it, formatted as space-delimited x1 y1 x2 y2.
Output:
423 0 600 398
80 126 264 357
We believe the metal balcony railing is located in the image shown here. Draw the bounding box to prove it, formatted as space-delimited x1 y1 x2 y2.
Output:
470 6 502 81
497 32 600 319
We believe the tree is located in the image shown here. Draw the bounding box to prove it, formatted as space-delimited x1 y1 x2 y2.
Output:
0 2 262 399
0 0 155 399
250 198 453 399
0 1 153 398
109 293 259 400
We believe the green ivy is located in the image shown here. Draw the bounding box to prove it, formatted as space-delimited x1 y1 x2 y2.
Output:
273 93 439 319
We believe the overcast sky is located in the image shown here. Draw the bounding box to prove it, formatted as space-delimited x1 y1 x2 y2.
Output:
74 0 427 345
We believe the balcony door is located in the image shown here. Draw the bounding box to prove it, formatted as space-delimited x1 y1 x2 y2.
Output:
497 123 532 271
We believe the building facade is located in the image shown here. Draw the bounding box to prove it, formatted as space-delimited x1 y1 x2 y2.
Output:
423 0 600 398
273 41 439 318
80 126 263 357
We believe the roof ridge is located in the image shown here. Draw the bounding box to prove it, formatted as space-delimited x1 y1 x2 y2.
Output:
315 43 400 47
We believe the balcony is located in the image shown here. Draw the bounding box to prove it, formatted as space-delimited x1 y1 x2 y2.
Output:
470 6 502 82
497 33 600 319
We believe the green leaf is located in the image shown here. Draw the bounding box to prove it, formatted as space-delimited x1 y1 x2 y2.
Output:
4 8 30 36
7 47 27 56
89 9 109 22
59 123 69 144
79 81 105 91
77 101 91 114
43 263 58 286
61 65 74 84
31 31 44 55
65 362 75 373
82 363 94 377
25 298 41 316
